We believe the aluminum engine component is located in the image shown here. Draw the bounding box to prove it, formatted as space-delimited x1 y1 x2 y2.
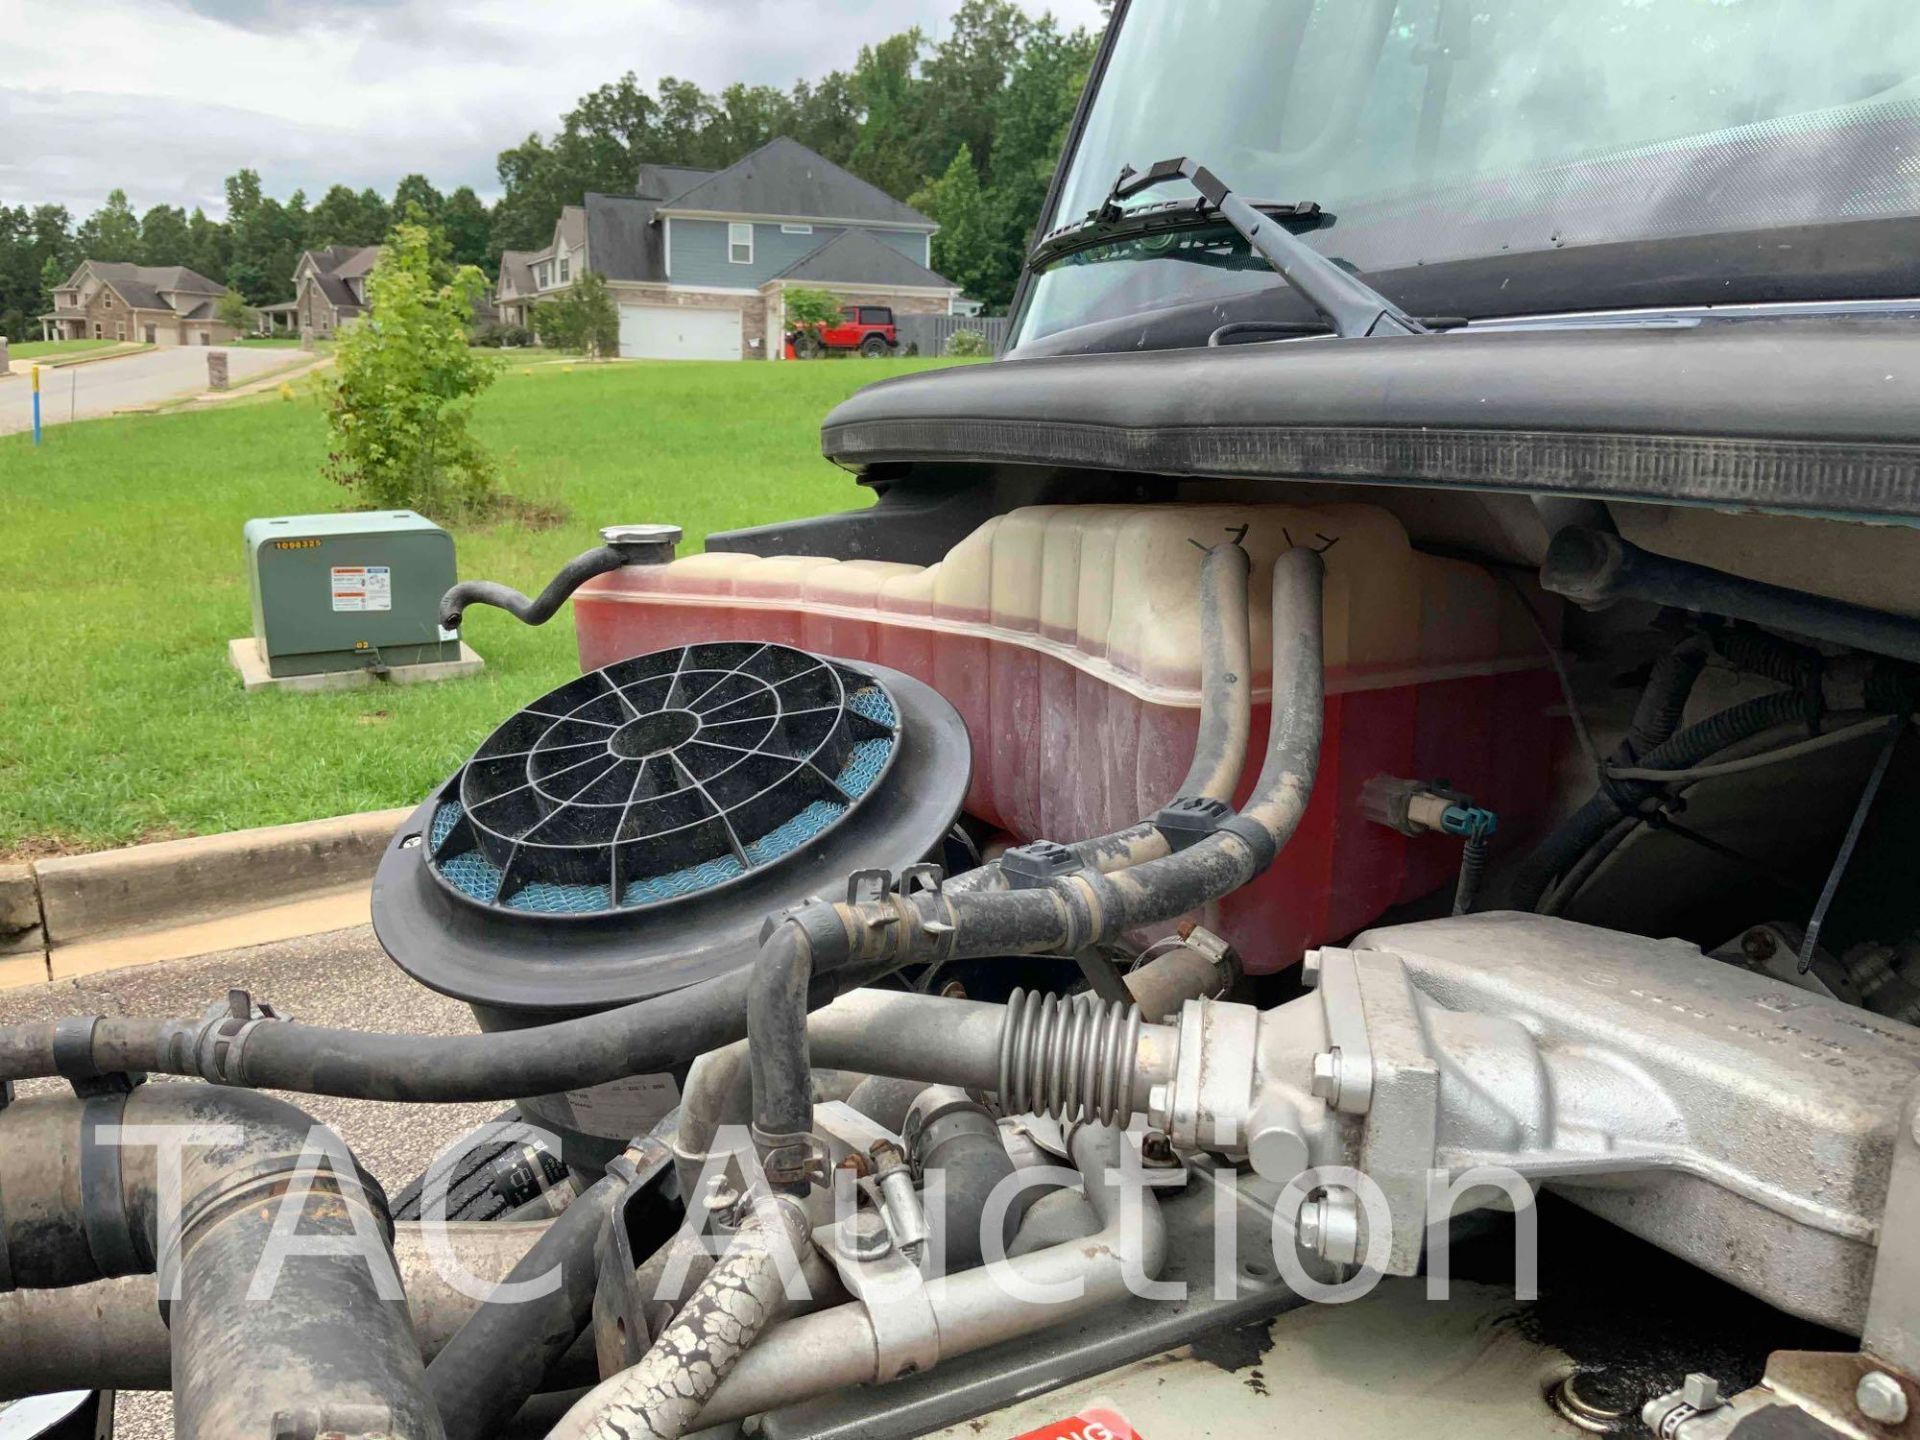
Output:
1143 912 1920 1331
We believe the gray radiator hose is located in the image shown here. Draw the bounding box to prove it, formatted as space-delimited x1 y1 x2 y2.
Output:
944 537 1254 895
0 1087 441 1440
740 546 1324 1163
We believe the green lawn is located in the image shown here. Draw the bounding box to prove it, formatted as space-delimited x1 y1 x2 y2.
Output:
0 359 964 856
10 338 116 361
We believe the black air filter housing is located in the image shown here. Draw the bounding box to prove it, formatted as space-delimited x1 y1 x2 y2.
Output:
372 642 970 1016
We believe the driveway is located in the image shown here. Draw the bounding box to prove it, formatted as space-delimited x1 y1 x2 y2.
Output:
0 347 298 435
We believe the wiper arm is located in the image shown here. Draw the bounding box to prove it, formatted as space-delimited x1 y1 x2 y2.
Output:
1043 156 1429 340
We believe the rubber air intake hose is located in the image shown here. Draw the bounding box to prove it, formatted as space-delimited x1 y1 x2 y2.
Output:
0 1086 440 1440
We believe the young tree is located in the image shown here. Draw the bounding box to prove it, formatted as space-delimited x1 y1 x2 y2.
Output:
324 220 500 516
532 270 619 356
911 146 999 303
781 286 842 355
215 288 254 334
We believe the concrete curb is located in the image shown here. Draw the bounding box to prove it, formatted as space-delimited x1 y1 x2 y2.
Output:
4 808 410 989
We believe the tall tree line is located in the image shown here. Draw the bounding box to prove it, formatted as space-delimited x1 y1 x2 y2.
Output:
493 1 1099 307
0 171 493 342
0 0 1098 341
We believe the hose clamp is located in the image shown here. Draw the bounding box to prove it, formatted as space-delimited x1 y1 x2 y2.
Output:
155 1151 392 1324
189 989 281 1084
79 1091 153 1278
751 1125 829 1191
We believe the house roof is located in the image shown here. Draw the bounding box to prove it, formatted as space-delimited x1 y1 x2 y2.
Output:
636 163 715 201
300 245 380 280
773 228 956 290
660 137 933 228
497 249 538 295
314 273 365 312
78 261 227 312
583 193 665 283
555 205 587 252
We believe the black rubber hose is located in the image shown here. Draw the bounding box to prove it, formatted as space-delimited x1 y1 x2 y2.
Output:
1507 689 1822 912
747 923 816 1191
1542 527 1920 665
1503 630 1711 910
439 543 631 630
1620 633 1711 762
0 962 890 1101
427 1174 621 1440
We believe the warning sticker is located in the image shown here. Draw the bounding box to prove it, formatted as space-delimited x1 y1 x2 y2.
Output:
331 565 392 613
1012 1409 1140 1440
563 1073 682 1138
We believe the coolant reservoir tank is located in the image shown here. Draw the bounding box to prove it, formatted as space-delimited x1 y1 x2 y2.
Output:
574 504 1562 971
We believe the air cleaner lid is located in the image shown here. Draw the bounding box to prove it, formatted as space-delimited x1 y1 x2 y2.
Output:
372 645 970 1012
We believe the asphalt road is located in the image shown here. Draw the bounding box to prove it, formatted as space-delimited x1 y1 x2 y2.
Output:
0 924 498 1440
0 347 296 435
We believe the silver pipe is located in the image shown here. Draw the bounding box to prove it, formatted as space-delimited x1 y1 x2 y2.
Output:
693 1124 1165 1427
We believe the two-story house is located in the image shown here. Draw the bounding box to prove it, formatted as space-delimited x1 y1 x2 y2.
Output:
286 245 380 338
37 261 237 346
497 137 961 360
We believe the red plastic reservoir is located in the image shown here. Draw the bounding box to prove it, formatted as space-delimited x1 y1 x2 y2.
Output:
574 504 1561 971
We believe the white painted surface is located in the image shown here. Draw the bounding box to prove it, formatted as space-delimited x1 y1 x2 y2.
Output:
617 303 741 361
925 1279 1575 1440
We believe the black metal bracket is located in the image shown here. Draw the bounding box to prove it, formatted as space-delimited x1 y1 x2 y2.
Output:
1001 840 1082 889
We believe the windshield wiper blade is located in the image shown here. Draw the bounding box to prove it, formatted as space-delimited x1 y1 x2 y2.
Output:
1038 157 1429 340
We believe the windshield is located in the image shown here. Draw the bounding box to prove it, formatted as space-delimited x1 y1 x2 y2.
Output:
1016 0 1920 346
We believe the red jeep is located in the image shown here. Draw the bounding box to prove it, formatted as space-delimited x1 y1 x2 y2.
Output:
792 304 898 358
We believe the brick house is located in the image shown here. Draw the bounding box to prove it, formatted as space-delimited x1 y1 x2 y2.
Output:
37 261 238 346
283 245 380 337
499 137 961 360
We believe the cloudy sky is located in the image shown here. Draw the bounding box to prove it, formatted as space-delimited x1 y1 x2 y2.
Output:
0 0 1106 219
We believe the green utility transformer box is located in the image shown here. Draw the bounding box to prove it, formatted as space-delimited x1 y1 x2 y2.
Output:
244 511 461 678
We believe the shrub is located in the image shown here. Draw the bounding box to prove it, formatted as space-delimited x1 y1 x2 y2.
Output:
532 272 619 357
944 328 990 358
472 322 534 348
323 220 500 517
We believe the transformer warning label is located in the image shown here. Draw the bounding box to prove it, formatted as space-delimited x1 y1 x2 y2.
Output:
331 565 391 612
1012 1409 1140 1440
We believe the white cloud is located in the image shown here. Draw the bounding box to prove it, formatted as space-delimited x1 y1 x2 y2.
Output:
0 0 1108 216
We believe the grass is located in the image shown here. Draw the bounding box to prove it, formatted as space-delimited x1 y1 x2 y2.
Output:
0 358 966 856
10 338 117 361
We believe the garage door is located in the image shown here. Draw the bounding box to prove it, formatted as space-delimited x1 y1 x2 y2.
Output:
618 304 742 361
